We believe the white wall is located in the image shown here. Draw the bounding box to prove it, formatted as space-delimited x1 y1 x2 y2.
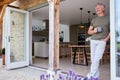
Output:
60 24 70 42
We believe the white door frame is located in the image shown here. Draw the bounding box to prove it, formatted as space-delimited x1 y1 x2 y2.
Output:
29 12 33 65
5 7 29 69
110 0 116 79
110 0 120 80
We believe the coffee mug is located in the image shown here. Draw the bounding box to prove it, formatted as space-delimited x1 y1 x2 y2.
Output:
97 26 102 33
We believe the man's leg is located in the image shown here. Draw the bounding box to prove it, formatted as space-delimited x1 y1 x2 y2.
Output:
90 40 97 63
90 41 106 78
85 40 97 79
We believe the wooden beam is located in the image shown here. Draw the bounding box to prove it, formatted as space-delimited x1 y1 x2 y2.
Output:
0 0 4 2
0 2 4 6
0 4 7 21
0 0 16 6
0 6 2 13
18 0 47 9
4 0 15 3
0 4 7 52
54 0 60 70
0 4 7 26
48 0 60 70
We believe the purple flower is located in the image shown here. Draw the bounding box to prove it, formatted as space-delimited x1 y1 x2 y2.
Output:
40 74 45 80
74 74 77 80
68 69 73 76
40 70 99 80
94 77 99 80
59 74 63 79
40 75 43 80
48 74 50 78
54 69 58 74
89 76 99 80
77 77 82 80
46 74 50 79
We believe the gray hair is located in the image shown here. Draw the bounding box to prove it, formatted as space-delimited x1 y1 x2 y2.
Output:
96 3 105 8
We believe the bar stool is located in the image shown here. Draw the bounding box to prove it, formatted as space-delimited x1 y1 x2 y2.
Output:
85 47 91 63
71 47 85 64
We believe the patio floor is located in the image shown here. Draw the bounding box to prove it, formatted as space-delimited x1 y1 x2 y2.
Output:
32 57 110 80
0 57 110 80
0 58 46 80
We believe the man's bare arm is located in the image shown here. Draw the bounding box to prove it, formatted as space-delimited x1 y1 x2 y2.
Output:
101 33 110 42
88 26 97 35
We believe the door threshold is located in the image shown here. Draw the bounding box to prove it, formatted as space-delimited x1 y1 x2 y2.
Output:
28 65 48 72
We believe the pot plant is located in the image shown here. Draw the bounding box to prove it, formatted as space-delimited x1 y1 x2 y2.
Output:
1 48 5 65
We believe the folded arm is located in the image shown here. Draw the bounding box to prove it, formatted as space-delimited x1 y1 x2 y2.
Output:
88 26 97 35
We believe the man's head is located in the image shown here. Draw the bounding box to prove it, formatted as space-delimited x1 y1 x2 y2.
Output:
95 3 105 16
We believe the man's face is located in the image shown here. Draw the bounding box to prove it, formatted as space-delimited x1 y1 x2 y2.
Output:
95 5 104 15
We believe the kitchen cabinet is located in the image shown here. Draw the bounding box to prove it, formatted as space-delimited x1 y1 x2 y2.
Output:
34 42 49 58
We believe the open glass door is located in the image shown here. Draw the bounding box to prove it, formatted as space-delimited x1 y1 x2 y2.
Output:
111 0 120 79
115 0 120 79
5 7 29 69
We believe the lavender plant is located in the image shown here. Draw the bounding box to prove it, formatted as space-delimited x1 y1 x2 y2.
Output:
40 69 98 80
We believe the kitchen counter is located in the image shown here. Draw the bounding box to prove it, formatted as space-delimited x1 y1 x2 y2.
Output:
34 42 49 58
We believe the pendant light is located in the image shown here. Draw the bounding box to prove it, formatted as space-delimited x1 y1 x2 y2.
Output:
87 11 91 23
79 8 84 28
93 13 96 18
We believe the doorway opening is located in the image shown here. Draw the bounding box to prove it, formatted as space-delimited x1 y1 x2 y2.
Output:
30 0 110 80
31 6 49 69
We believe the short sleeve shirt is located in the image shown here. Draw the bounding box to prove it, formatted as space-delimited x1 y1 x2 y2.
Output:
90 16 110 40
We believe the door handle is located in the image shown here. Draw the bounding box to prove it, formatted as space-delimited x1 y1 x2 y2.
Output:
8 36 10 42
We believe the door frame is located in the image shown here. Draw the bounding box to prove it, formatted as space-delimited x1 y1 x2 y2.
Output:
110 0 120 79
5 7 30 69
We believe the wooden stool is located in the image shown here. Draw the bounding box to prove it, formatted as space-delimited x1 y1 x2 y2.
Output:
71 47 84 64
85 47 91 63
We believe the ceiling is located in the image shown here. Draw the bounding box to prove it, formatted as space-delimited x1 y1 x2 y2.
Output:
32 0 109 25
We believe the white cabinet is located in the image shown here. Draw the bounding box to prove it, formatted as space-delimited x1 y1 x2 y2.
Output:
34 42 49 58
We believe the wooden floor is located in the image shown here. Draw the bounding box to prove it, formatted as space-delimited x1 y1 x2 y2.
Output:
32 57 110 80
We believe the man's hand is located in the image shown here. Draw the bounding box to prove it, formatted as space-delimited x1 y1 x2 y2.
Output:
89 26 94 30
101 33 110 42
101 39 107 42
88 26 97 34
93 27 97 33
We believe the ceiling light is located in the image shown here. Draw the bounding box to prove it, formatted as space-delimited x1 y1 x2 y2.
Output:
87 11 91 23
79 8 85 28
93 13 96 18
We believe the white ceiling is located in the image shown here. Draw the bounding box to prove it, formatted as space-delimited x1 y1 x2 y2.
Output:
32 0 109 25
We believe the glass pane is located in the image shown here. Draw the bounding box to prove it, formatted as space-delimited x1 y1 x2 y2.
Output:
10 11 26 63
115 0 120 77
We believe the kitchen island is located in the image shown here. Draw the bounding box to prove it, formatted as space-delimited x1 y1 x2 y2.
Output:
34 42 49 58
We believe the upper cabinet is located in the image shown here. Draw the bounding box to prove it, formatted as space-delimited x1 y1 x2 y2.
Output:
32 19 49 36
